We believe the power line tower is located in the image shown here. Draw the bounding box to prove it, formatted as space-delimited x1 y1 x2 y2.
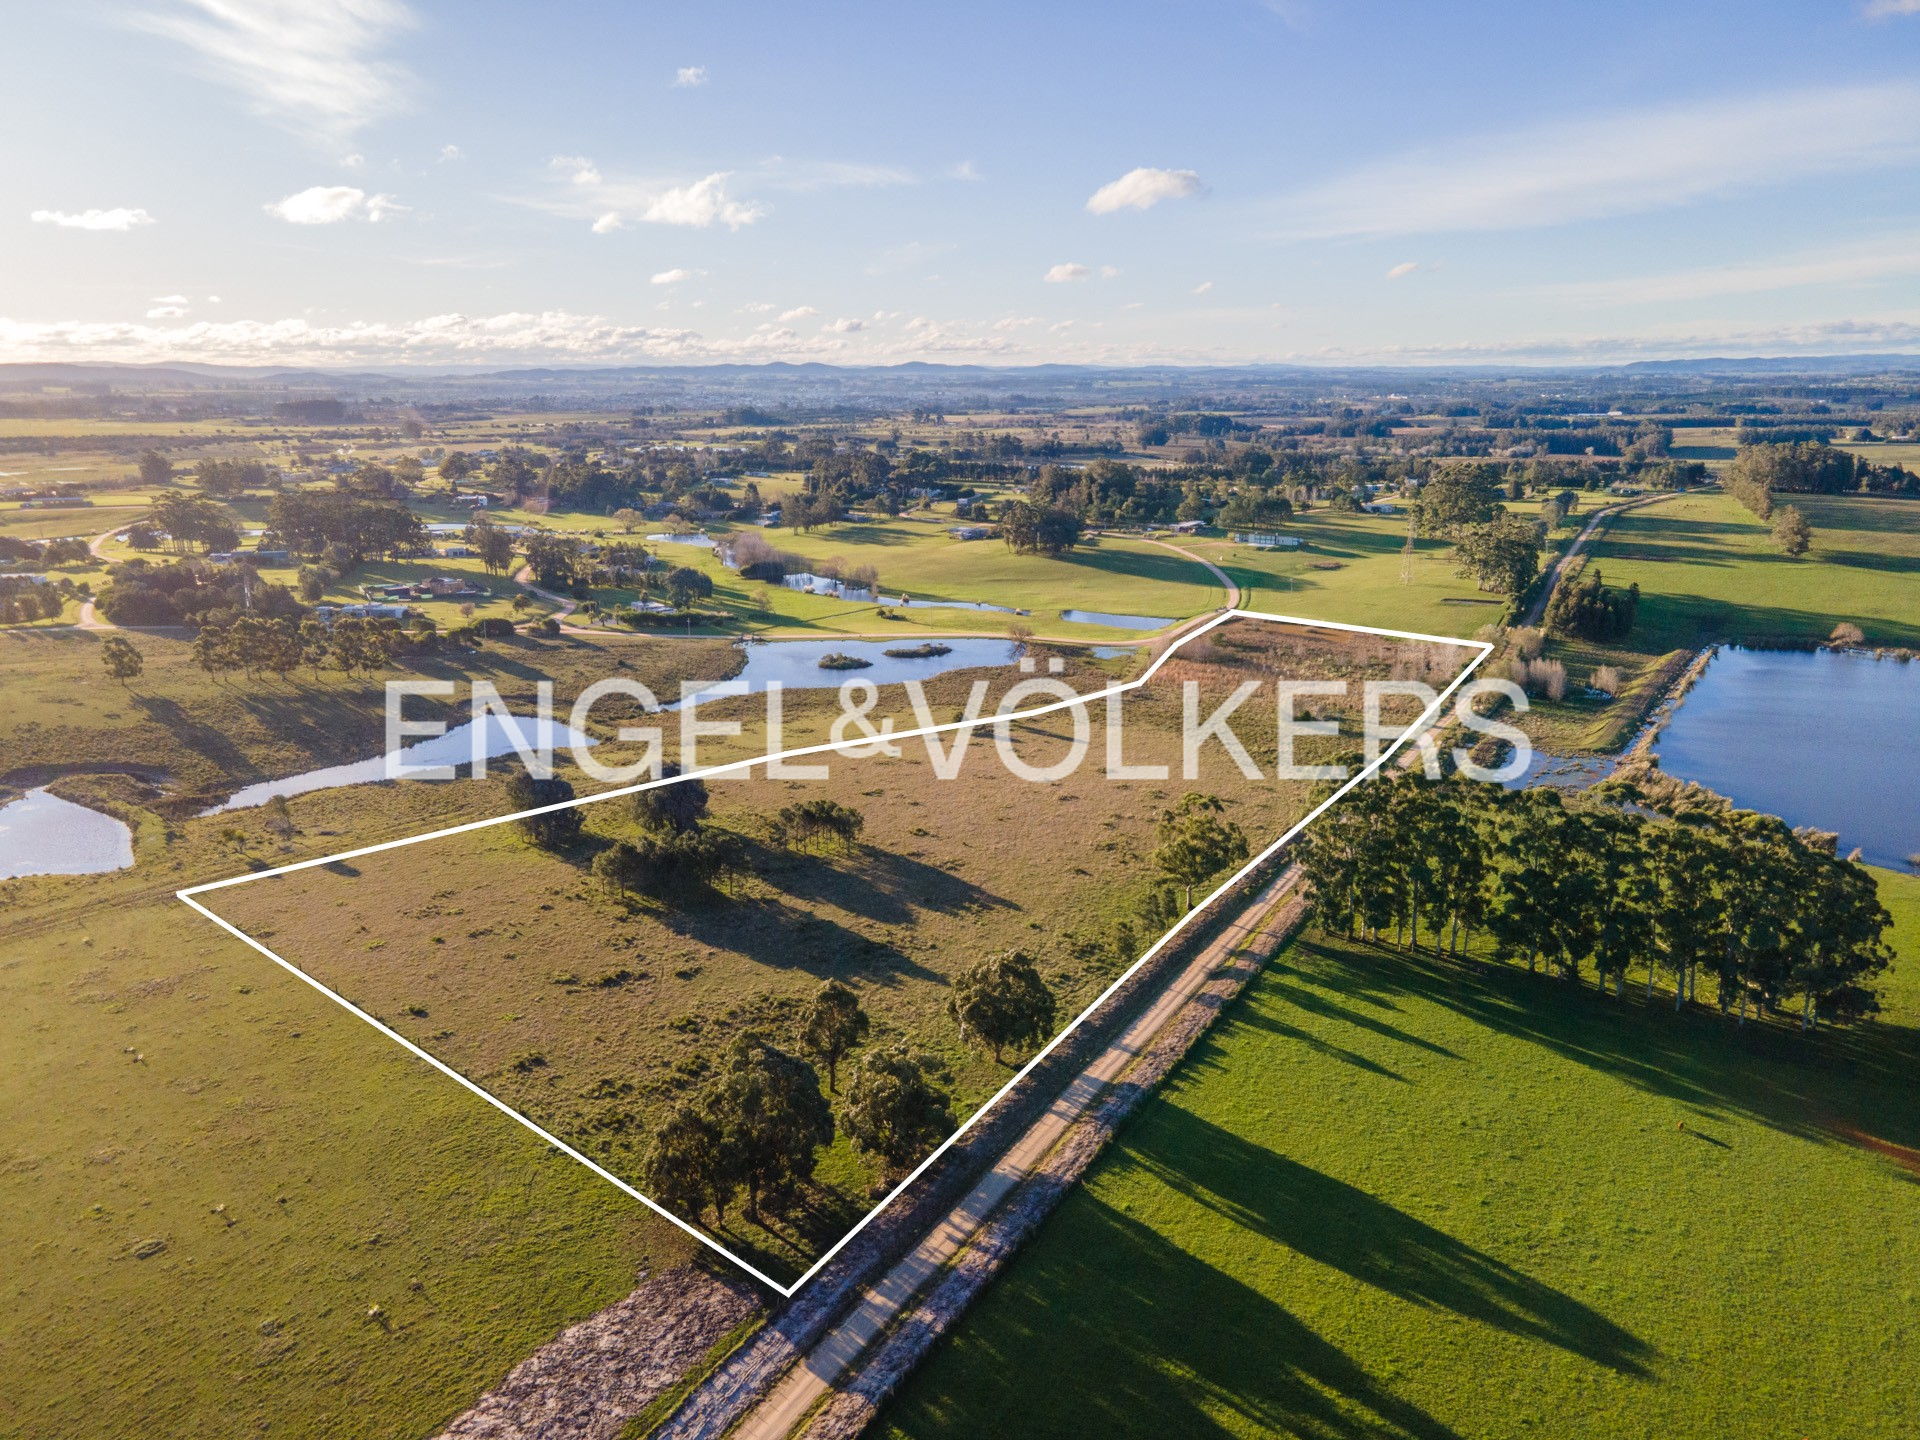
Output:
1400 509 1416 586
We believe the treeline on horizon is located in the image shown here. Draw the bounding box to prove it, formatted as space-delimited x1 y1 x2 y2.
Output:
1296 771 1893 1029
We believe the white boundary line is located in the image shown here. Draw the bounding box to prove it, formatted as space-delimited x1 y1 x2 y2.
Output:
178 608 1492 1296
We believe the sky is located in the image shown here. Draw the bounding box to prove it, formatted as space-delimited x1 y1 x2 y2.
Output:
10 0 1920 369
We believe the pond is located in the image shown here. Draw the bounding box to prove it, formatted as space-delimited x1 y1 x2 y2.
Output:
203 715 601 814
0 788 134 879
675 637 1023 708
1654 647 1920 868
1059 609 1177 631
648 532 717 547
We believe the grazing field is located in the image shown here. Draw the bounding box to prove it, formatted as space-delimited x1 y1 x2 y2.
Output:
1578 490 1920 653
880 868 1920 1440
201 623 1473 1279
602 520 1226 638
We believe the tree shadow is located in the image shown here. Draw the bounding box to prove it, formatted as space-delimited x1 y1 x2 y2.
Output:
736 835 1016 927
887 1196 1472 1440
649 891 945 989
1301 940 1920 1159
1117 1112 1654 1377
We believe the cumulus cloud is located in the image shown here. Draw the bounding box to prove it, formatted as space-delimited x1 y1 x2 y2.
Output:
1044 262 1092 283
590 212 623 235
438 143 463 162
1279 83 1920 238
1192 280 1214 294
1085 167 1205 214
779 305 818 321
265 185 404 223
130 0 416 147
824 317 865 333
1386 262 1422 279
640 173 764 229
674 65 708 86
650 267 693 285
30 208 155 231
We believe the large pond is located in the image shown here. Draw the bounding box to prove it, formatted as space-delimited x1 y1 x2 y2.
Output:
1059 609 1176 630
1654 647 1919 868
0 788 135 879
676 637 1022 708
204 715 600 814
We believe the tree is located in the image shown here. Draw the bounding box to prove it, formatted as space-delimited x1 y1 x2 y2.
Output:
633 761 708 833
705 1036 834 1216
137 450 174 489
1413 461 1502 536
839 1045 955 1177
1152 793 1250 910
948 951 1057 1064
1772 504 1812 557
98 635 143 686
1544 564 1638 642
612 507 643 533
799 980 869 1091
1000 500 1083 557
1453 513 1542 596
665 565 714 610
641 1103 735 1224
506 773 582 849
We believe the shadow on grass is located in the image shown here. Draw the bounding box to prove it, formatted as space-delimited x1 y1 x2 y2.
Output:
886 1195 1472 1440
1120 1111 1654 1377
1297 938 1920 1158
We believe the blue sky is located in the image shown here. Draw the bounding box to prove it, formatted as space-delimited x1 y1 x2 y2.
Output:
10 0 1920 368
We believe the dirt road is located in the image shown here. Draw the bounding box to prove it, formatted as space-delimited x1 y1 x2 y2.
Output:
722 866 1303 1440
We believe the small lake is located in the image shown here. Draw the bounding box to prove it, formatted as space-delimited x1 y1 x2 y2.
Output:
675 637 1022 708
1059 609 1177 630
0 789 135 879
1655 647 1920 868
204 716 600 814
648 533 717 547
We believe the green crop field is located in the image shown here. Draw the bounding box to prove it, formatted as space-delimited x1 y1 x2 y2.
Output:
881 866 1920 1440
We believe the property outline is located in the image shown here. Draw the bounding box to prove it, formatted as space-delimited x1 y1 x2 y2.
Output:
178 608 1494 1296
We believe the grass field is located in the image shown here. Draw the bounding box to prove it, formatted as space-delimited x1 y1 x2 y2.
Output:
197 623 1470 1280
1578 491 1920 652
880 867 1920 1440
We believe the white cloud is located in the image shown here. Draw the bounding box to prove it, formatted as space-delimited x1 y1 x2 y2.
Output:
1541 231 1920 305
1044 262 1093 283
1386 262 1422 279
30 207 155 231
1192 280 1214 294
738 301 775 313
1099 265 1121 278
779 306 818 321
951 160 982 181
1865 0 1920 16
641 172 764 229
151 293 190 305
146 305 188 319
0 308 1023 366
130 0 415 147
1280 83 1920 239
438 143 463 162
265 185 404 223
650 267 693 285
753 159 915 192
825 317 865 333
341 152 365 169
1085 167 1205 214
993 315 1040 330
205 295 222 303
551 154 602 186
590 212 623 235
674 65 708 87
